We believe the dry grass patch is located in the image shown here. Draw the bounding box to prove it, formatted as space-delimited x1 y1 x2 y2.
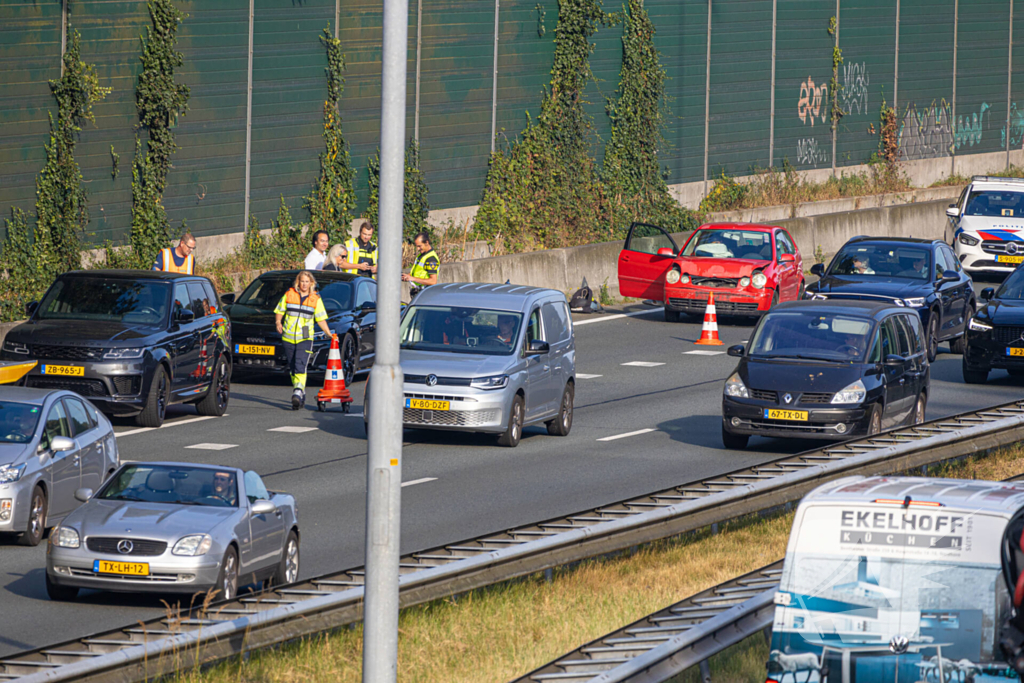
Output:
176 442 1024 683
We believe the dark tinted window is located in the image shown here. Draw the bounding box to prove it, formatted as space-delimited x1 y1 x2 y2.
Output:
830 244 931 280
541 302 571 343
0 402 42 444
37 278 170 325
187 282 209 317
942 245 962 273
173 284 192 317
897 314 924 355
43 402 70 449
996 267 1024 299
236 277 352 313
202 281 220 310
355 281 375 309
526 309 543 344
879 319 898 358
964 190 1024 217
891 315 913 356
65 398 93 436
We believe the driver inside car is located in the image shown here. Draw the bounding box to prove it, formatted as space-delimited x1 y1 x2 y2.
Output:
2 410 36 443
490 315 517 348
204 471 237 506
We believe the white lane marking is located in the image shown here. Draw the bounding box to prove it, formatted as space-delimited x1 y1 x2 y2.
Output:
116 415 221 438
597 428 656 442
684 350 724 356
621 361 665 367
574 308 664 326
401 477 437 488
576 373 603 379
344 412 365 418
268 426 319 433
185 443 238 450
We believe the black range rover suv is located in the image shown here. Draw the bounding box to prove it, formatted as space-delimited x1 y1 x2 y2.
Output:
0 270 231 427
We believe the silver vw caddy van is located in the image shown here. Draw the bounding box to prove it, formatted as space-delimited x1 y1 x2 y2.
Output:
365 283 576 447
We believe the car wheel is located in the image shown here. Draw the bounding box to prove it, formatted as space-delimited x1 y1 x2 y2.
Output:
721 424 748 450
341 334 357 386
949 305 973 355
45 572 78 601
963 357 989 384
136 365 169 428
912 392 927 425
18 486 47 547
664 308 680 323
798 280 806 300
216 547 239 602
497 395 524 448
926 313 939 363
867 404 882 435
196 357 230 417
271 530 300 586
546 383 574 436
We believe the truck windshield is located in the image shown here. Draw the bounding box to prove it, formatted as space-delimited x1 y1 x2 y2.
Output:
36 278 170 325
400 306 523 355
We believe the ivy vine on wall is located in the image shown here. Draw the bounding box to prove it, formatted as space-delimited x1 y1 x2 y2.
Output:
364 139 431 242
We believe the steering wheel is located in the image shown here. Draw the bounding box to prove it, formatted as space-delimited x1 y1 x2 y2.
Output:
202 494 230 505
837 344 860 356
137 306 158 317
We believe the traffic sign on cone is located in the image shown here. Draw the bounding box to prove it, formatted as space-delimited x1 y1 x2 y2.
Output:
694 293 724 346
316 335 354 412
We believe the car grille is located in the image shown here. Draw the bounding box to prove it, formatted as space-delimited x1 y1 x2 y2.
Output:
967 259 1011 269
67 567 184 582
404 408 500 427
404 375 472 386
749 389 777 402
27 344 105 361
690 277 738 289
744 420 839 434
800 392 834 404
994 326 1024 344
668 298 760 314
86 537 168 556
26 377 109 397
111 376 142 396
981 240 1024 255
404 392 469 403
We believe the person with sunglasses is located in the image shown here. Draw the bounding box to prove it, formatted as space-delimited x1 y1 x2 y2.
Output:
152 232 197 274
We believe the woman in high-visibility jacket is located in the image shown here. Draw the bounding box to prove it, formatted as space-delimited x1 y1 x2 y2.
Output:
274 271 335 410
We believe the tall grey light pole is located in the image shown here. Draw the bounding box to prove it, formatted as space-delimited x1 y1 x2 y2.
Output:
363 0 408 677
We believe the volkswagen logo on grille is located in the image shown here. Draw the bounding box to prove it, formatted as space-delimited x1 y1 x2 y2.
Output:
426 374 438 387
117 539 134 554
888 635 909 655
1009 242 1020 255
783 393 793 404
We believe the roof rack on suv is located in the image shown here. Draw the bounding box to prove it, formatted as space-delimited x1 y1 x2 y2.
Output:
971 175 1024 184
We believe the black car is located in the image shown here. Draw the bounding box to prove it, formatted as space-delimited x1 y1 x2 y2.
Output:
805 236 975 362
222 270 377 384
721 301 929 449
962 266 1024 383
0 270 231 428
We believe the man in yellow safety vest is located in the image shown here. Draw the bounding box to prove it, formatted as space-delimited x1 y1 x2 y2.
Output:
402 231 439 298
152 232 196 274
274 271 335 409
339 219 378 277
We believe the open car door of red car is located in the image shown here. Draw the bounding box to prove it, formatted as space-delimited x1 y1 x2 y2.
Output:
617 223 679 300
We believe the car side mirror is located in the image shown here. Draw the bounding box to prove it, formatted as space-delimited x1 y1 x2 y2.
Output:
251 499 277 516
74 487 93 503
941 269 959 282
946 205 960 218
524 340 550 356
25 301 38 317
779 253 795 263
981 287 995 300
176 308 195 324
50 436 75 453
885 354 906 365
359 301 376 313
656 247 675 257
220 292 236 305
810 263 825 277
727 344 745 357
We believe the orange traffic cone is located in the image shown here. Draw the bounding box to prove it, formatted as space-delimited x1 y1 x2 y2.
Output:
316 335 353 412
694 293 724 346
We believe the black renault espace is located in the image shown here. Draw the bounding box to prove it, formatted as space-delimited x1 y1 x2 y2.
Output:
721 301 929 449
962 265 1024 383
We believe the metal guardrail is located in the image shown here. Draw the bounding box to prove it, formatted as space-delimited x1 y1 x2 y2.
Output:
7 398 1024 682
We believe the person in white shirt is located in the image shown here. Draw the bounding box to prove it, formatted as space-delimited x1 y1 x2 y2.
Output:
304 230 329 271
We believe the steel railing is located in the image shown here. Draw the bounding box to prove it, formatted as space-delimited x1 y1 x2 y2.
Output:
6 398 1024 682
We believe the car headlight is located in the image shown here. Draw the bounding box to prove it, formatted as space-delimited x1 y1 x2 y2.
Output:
666 269 681 285
678 274 690 285
2 340 28 355
958 232 980 246
103 348 144 360
901 297 926 307
969 318 993 331
470 374 509 390
739 276 751 287
724 373 749 398
751 272 768 289
831 379 867 404
0 464 26 484
172 534 213 556
53 526 80 548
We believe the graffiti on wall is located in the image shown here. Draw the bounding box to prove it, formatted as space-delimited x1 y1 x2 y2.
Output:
798 77 828 127
898 100 991 160
954 102 990 150
839 62 869 116
797 137 829 166
1003 103 1024 149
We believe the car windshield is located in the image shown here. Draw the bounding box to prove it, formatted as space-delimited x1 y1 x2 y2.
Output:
0 402 41 444
400 306 523 355
964 189 1024 217
996 267 1024 299
750 311 874 361
829 244 932 280
98 464 239 507
681 229 772 260
235 277 353 313
36 278 170 325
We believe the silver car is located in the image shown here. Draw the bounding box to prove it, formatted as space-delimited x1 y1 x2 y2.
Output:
46 462 299 601
367 283 576 447
0 387 118 546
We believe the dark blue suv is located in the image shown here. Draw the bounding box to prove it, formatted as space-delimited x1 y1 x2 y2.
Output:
805 237 975 362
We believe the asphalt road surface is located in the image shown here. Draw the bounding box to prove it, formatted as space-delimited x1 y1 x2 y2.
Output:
1 297 1020 656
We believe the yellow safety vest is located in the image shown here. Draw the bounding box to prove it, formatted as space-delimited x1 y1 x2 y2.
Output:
156 248 194 274
343 237 379 276
274 289 328 344
410 249 439 282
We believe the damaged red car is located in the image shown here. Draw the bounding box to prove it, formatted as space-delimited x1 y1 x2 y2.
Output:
617 222 805 321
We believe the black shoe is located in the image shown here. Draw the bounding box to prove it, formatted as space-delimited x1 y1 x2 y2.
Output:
291 393 302 410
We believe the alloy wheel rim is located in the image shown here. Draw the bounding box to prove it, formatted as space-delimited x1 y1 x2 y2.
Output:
870 411 880 434
929 319 938 357
223 554 237 600
917 398 925 423
30 493 43 538
157 375 167 419
286 540 299 582
216 362 229 409
562 393 572 429
343 338 355 385
512 403 521 440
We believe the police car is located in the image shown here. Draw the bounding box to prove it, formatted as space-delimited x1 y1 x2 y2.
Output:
946 175 1024 274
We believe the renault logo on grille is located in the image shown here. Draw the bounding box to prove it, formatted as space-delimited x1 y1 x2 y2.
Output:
426 374 438 387
783 393 793 404
117 539 134 554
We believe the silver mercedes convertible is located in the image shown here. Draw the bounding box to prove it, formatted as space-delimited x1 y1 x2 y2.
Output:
45 462 299 601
